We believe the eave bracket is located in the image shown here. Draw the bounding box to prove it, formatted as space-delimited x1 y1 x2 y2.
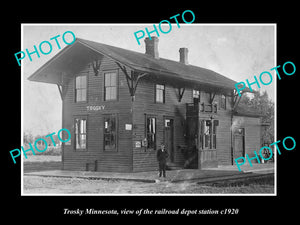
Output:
115 62 148 101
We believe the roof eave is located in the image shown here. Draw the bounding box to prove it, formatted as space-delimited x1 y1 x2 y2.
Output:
27 43 76 83
27 38 243 92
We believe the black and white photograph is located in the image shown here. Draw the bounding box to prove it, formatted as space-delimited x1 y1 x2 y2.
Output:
4 5 299 220
21 24 276 195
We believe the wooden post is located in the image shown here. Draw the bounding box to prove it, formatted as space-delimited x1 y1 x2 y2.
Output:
57 84 63 100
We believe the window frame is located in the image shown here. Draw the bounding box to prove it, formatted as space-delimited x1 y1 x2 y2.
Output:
212 120 218 149
203 120 212 149
145 115 157 150
192 89 200 104
103 70 118 102
192 89 200 99
155 84 165 103
75 74 88 103
74 116 88 151
103 114 118 151
220 94 226 110
199 119 218 150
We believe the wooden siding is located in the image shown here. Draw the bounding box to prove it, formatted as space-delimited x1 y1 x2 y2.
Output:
132 76 191 172
214 108 232 166
199 150 217 168
60 53 261 172
233 116 261 158
62 55 133 172
131 76 235 171
197 94 233 167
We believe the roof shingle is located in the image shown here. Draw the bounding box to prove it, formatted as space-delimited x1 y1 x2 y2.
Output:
28 37 243 91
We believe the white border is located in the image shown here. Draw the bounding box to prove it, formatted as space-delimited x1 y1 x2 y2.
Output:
21 24 24 193
21 23 277 196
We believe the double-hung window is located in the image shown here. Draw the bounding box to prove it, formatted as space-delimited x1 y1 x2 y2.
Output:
104 114 117 151
75 118 87 150
220 94 226 110
192 90 200 103
204 120 212 149
146 116 156 149
199 119 219 149
75 75 87 102
104 72 118 101
155 84 165 103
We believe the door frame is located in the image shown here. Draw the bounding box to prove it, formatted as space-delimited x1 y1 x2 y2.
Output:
233 127 245 162
197 116 218 169
163 116 175 163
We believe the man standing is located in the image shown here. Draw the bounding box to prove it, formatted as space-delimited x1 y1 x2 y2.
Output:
156 143 169 178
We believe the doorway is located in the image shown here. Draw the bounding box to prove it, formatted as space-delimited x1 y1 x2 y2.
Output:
233 128 245 162
164 118 174 163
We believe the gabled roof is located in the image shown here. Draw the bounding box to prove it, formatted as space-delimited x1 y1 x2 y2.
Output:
28 37 246 92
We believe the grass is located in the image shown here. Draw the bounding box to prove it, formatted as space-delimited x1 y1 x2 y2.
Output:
23 155 61 172
22 144 62 156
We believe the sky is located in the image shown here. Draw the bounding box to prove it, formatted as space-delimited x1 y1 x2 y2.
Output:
22 24 275 136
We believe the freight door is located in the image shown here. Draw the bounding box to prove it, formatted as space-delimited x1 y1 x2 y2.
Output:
233 128 245 161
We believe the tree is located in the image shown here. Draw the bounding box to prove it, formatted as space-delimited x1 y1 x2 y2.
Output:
23 130 34 144
240 91 274 144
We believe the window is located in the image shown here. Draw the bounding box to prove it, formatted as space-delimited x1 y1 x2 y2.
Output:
212 120 218 149
192 90 200 99
155 84 165 103
220 94 226 110
192 90 200 103
199 119 218 149
104 72 118 101
146 116 156 149
235 128 244 135
75 118 87 150
204 120 212 149
75 75 87 102
104 114 117 150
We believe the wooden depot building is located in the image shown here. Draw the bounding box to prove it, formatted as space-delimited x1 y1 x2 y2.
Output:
28 36 262 172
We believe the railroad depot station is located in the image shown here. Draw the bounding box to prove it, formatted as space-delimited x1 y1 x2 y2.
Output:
28 36 264 172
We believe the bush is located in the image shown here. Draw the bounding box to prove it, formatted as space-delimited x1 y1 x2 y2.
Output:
21 144 62 156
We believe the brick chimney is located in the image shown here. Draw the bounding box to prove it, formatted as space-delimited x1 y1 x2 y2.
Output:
179 47 189 65
144 36 159 59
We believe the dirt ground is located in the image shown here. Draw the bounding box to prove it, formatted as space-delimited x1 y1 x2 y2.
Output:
23 155 274 195
23 175 274 194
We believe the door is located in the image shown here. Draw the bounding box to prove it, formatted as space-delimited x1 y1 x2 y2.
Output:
164 118 174 163
198 119 218 168
233 128 245 161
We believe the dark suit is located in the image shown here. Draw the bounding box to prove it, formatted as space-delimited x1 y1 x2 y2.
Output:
156 148 169 177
